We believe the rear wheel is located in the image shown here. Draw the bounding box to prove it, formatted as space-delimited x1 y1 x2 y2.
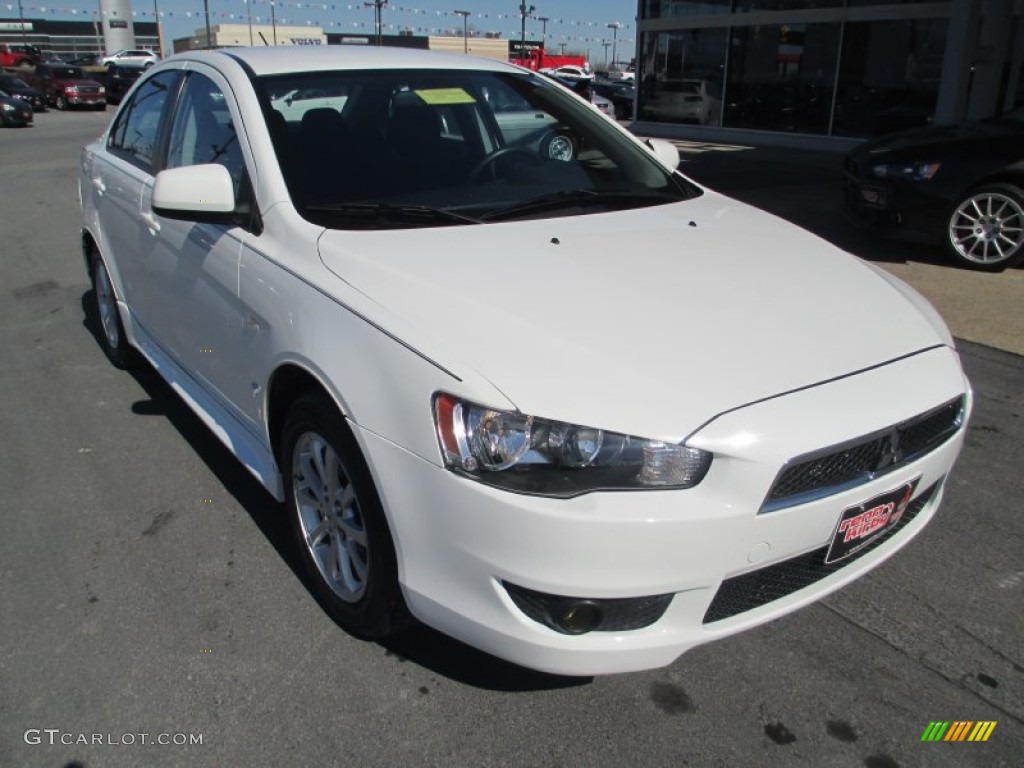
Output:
946 183 1024 271
90 253 135 369
281 394 411 639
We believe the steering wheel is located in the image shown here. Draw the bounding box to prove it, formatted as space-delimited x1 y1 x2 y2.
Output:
467 147 544 185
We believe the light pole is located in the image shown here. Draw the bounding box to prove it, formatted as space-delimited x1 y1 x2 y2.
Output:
601 40 611 70
152 0 162 55
202 0 212 48
454 9 470 53
537 16 548 51
519 2 535 50
246 0 253 45
364 1 386 46
559 42 566 55
607 21 622 70
16 0 27 45
271 0 278 45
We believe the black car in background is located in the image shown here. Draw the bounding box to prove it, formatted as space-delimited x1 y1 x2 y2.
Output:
0 88 33 126
101 64 144 104
592 79 636 120
0 74 47 111
844 108 1024 271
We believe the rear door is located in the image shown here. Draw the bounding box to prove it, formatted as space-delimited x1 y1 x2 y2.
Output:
92 69 179 339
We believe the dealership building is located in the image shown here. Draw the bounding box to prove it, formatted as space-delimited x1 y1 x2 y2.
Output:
632 0 1024 144
0 18 158 60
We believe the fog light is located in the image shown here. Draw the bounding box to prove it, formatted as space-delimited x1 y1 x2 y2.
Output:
555 601 603 635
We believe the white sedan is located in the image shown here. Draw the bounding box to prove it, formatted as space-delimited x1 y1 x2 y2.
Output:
80 46 970 676
100 49 159 69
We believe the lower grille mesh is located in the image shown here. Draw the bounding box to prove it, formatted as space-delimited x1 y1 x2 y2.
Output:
703 481 939 624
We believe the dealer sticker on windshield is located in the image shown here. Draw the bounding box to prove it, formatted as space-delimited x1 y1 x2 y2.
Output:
825 477 920 564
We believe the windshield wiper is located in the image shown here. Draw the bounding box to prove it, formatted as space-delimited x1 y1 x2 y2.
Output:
479 188 678 222
306 202 482 225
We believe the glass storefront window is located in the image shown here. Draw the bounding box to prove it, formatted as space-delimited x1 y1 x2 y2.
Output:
734 1 840 10
832 18 947 137
641 1 732 17
724 23 840 134
637 29 729 126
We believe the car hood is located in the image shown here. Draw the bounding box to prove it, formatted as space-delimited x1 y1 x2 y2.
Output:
852 119 1024 157
58 78 103 87
318 192 946 439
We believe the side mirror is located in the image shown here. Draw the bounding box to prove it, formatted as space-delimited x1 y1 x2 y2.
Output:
152 164 236 221
644 138 680 172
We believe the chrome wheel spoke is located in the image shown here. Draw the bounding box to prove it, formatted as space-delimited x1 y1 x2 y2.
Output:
338 515 367 548
307 517 332 548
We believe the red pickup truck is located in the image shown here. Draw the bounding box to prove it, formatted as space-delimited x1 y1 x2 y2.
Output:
0 43 41 69
27 63 106 110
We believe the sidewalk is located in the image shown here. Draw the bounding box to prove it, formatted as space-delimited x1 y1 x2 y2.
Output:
655 137 1024 357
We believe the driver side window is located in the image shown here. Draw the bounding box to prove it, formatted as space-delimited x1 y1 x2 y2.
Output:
165 73 246 199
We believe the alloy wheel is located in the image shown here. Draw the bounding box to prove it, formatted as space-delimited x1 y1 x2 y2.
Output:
291 432 369 603
949 190 1024 266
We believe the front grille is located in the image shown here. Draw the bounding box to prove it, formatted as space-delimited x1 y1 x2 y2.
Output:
78 86 100 95
704 481 938 624
763 396 963 512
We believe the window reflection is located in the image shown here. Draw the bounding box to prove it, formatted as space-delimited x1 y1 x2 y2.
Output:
833 19 947 138
724 23 839 134
638 29 728 126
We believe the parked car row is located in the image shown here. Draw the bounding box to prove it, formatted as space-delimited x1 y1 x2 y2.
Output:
0 60 149 119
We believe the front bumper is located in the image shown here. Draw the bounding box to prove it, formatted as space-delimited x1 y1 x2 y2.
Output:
842 159 947 239
359 346 969 675
64 94 106 107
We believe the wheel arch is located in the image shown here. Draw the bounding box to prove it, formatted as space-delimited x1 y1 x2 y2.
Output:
266 362 350 466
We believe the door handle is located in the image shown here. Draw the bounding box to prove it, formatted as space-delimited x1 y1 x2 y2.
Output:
91 176 106 195
141 210 161 235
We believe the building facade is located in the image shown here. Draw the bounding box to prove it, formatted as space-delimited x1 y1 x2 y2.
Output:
0 19 158 61
633 0 1024 143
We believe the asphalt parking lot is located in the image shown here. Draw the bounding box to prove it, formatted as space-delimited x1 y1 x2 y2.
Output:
1 111 1021 768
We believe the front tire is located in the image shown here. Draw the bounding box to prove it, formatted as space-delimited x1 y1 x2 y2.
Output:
281 394 410 639
55 94 67 111
947 183 1024 271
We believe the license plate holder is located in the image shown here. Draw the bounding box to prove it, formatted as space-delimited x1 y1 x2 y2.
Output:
826 478 920 564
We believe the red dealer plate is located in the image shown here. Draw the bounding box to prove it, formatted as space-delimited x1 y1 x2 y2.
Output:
825 478 920 564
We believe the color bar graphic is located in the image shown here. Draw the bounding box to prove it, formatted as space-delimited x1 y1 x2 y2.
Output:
920 721 996 742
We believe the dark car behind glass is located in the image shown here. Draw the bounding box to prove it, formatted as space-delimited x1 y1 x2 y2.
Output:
844 108 1024 271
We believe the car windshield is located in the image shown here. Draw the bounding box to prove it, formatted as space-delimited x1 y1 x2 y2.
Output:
1 76 30 89
256 68 697 229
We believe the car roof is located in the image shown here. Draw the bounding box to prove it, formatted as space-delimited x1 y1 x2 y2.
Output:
164 46 521 77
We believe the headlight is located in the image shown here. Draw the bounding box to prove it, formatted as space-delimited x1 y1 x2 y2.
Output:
98 86 106 94
433 394 712 497
871 161 940 181
1 103 13 112
65 86 79 93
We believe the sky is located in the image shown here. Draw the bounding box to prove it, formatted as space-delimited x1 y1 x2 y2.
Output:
6 1 639 56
